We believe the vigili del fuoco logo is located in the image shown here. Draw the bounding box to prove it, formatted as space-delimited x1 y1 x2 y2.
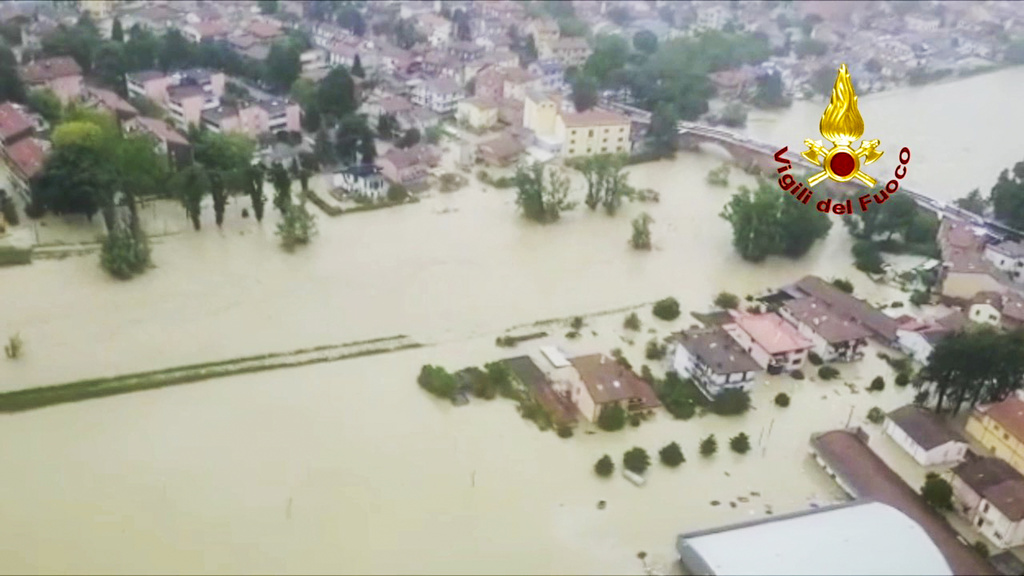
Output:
774 64 912 215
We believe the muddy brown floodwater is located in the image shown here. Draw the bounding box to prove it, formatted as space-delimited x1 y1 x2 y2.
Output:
2 67 1024 574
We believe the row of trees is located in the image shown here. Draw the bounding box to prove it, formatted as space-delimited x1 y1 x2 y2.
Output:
569 153 634 214
720 179 833 262
919 328 1024 415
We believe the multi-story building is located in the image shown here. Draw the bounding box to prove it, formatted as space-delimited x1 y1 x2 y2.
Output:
126 70 173 103
522 89 561 140
411 78 464 114
527 59 565 92
671 326 761 397
19 57 83 104
723 312 813 375
201 99 300 138
554 108 631 158
778 296 872 363
544 37 592 68
951 456 1024 549
167 85 219 128
966 391 1024 477
124 116 192 169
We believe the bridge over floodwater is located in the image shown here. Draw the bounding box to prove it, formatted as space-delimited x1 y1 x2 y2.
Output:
676 121 1022 241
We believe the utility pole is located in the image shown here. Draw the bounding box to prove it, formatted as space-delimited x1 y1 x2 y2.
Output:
845 404 855 428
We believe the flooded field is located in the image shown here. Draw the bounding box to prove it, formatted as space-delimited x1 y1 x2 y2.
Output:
1 67 1024 574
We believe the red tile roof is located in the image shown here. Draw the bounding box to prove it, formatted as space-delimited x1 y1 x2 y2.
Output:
0 102 34 143
5 137 47 180
732 312 813 355
560 107 629 128
20 57 82 84
979 394 1024 444
134 117 189 147
569 353 660 408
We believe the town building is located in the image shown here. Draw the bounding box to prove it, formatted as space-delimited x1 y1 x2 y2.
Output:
896 310 967 365
671 326 761 397
19 57 83 104
201 99 300 138
456 97 499 130
527 59 565 92
966 290 1024 329
124 116 192 169
0 102 47 195
554 108 631 158
965 392 1024 477
126 70 174 103
567 353 660 423
83 85 139 123
376 147 429 189
937 220 1008 305
126 69 226 128
676 501 953 576
809 428 997 575
778 296 872 362
475 132 523 167
983 240 1024 283
789 275 900 346
522 90 561 140
332 164 386 202
411 78 464 114
723 312 812 374
501 67 540 101
951 456 1024 549
884 405 969 466
543 37 592 68
504 355 577 427
526 18 560 48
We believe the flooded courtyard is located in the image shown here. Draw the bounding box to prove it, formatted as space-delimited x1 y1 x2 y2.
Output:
2 67 1024 574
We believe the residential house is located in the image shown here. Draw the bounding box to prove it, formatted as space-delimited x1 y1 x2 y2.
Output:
201 99 300 137
417 12 452 47
246 20 284 43
724 312 813 374
0 102 47 195
502 67 540 101
422 50 464 82
505 355 578 427
522 89 561 139
951 456 1024 548
568 353 660 423
474 66 508 101
299 49 328 73
984 240 1024 283
778 296 872 362
476 132 524 166
126 70 174 103
528 59 565 92
896 310 967 365
332 164 386 201
448 41 485 63
966 392 1024 477
327 40 360 68
376 147 429 189
554 108 631 158
790 275 901 346
671 326 761 397
182 20 229 43
884 405 969 466
84 85 139 123
545 37 592 68
526 18 560 48
378 45 420 76
497 97 524 127
363 94 415 125
19 57 83 104
124 116 192 169
970 291 1005 326
411 78 463 114
167 85 216 128
456 97 499 130
938 220 1008 305
121 4 181 35
464 51 520 81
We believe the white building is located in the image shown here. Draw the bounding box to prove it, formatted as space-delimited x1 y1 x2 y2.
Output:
778 296 872 363
984 241 1024 283
951 456 1024 549
884 405 969 467
671 327 761 397
676 501 953 576
411 78 464 114
722 312 813 375
333 164 386 201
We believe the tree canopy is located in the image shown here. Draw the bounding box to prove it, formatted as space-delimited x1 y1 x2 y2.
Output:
720 178 832 262
991 161 1024 230
921 328 1024 415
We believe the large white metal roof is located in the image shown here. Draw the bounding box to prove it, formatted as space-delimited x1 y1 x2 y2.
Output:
676 501 953 576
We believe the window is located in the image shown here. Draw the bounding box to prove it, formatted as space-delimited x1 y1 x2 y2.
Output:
601 147 607 152
984 502 990 513
569 148 575 154
602 138 607 143
618 137 623 142
619 127 625 132
1005 433 1010 441
588 129 594 137
977 518 985 528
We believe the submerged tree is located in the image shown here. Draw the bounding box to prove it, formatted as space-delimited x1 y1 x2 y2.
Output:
269 162 292 214
720 178 831 262
630 212 653 250
174 165 209 230
514 162 575 223
246 165 266 222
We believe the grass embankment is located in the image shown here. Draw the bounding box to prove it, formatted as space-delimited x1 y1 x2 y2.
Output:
305 190 420 217
0 246 32 266
0 335 421 413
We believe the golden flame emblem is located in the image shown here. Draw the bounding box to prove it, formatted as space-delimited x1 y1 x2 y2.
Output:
801 64 883 188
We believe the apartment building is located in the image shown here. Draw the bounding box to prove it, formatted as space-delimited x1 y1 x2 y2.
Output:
554 108 631 158
201 99 300 138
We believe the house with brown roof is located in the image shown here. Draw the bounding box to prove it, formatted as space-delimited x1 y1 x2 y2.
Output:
984 240 1024 284
809 428 997 575
568 353 660 423
376 147 428 188
884 405 968 466
966 392 1024 477
779 296 873 362
544 37 592 68
723 311 813 375
671 326 761 397
412 77 464 114
938 220 1009 305
791 275 900 346
896 309 967 365
84 85 139 122
966 291 1024 330
19 56 83 104
0 102 35 145
124 116 192 169
951 456 1024 548
476 131 523 166
0 102 47 193
457 96 499 130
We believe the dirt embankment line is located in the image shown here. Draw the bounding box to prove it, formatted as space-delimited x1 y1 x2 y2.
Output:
0 335 421 413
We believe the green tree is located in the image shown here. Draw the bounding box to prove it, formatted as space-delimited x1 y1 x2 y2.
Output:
711 388 751 415
594 454 614 477
276 201 317 250
775 392 791 407
338 6 367 37
359 134 376 165
246 165 266 222
869 376 885 392
991 163 1024 230
377 113 399 140
395 127 421 149
26 89 62 124
700 434 718 456
597 404 627 431
659 442 685 467
831 278 854 294
623 447 651 475
124 24 159 72
0 43 26 103
630 212 653 250
920 472 953 511
387 184 409 203
633 30 658 54
269 162 292 214
209 171 227 227
809 65 836 97
100 224 150 279
111 17 124 43
955 188 988 217
258 0 279 14
794 38 828 57
652 297 680 320
729 432 751 454
714 292 740 309
93 42 127 94
571 74 598 112
852 240 885 274
514 163 575 223
417 365 457 399
584 35 629 87
351 54 365 78
265 41 301 92
647 102 678 156
158 28 193 72
720 178 831 262
172 165 208 230
0 21 23 46
753 71 790 108
818 365 840 380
